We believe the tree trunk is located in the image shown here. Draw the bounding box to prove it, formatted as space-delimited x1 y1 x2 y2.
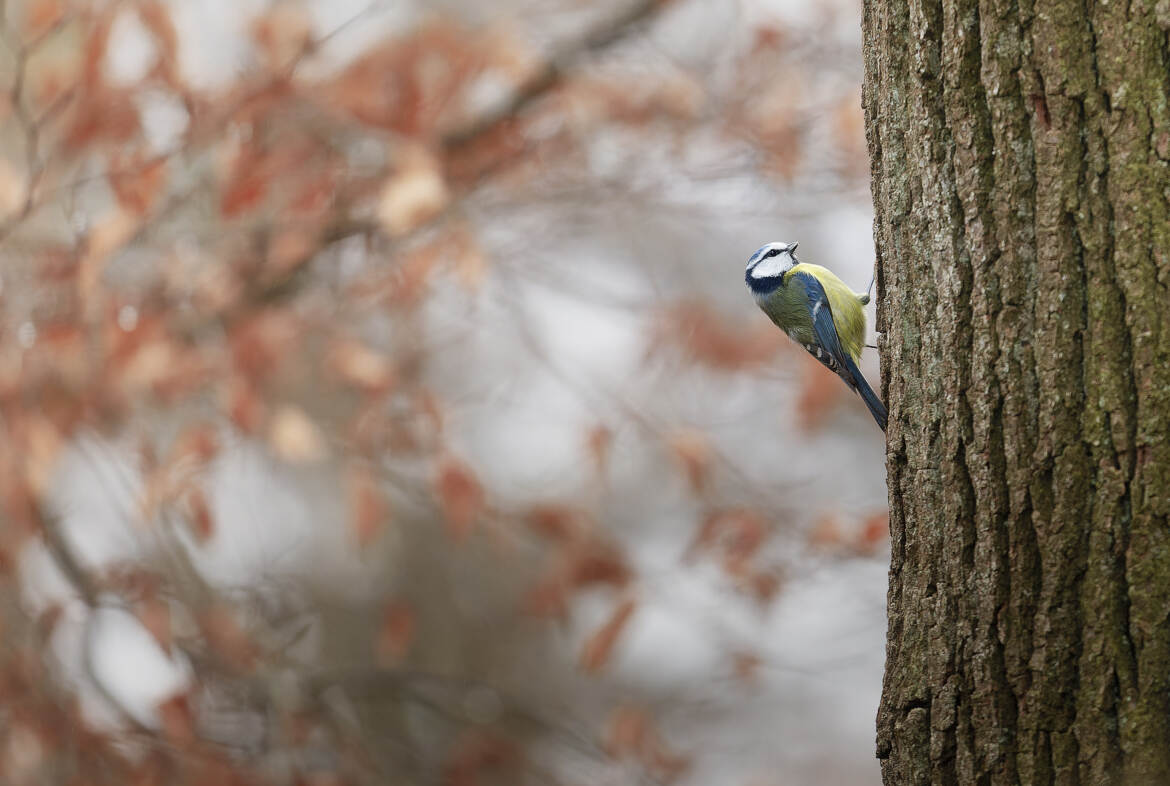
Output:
862 0 1170 782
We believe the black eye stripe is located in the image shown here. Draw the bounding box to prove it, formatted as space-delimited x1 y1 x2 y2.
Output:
765 248 781 258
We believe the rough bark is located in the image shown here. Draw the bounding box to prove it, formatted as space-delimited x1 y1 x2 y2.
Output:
863 0 1170 783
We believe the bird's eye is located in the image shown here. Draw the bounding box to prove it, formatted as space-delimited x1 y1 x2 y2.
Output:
765 248 782 258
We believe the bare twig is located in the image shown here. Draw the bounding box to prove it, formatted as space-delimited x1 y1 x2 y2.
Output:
36 508 100 607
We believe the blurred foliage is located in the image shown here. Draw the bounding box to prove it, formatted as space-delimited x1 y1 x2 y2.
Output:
0 0 887 784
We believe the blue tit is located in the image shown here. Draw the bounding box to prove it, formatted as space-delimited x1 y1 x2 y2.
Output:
745 241 887 431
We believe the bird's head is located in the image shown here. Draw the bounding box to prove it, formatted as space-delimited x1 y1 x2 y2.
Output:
744 241 798 293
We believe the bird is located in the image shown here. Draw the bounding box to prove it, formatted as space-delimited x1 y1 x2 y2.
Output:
744 241 887 431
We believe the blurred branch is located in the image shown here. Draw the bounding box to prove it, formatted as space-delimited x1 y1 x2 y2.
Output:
36 506 100 608
442 0 673 150
211 0 675 320
0 9 75 244
1 1 378 238
34 506 156 734
227 665 666 786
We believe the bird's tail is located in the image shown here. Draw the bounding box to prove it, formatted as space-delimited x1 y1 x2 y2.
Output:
844 355 887 432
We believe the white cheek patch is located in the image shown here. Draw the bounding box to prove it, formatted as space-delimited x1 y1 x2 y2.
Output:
749 254 789 279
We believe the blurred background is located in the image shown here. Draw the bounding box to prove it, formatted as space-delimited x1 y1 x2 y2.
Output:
0 0 888 783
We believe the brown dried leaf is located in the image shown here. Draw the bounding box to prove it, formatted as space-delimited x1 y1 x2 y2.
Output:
156 692 195 743
109 152 167 215
652 73 706 119
20 415 63 497
521 577 568 619
79 207 140 301
731 651 763 683
603 705 650 759
199 605 257 671
568 73 705 126
82 8 114 85
434 457 484 541
230 310 300 381
808 513 844 548
101 565 162 600
288 170 337 217
223 377 265 434
35 320 85 359
376 601 415 664
324 22 476 136
190 259 243 315
218 145 269 218
251 5 313 71
168 423 220 466
688 507 769 577
442 730 522 786
579 597 636 674
667 429 712 493
385 242 443 306
23 0 65 42
3 722 45 778
377 155 449 237
136 597 172 654
346 465 387 546
265 226 317 276
480 24 542 83
330 339 396 393
525 504 583 542
324 46 414 132
602 705 690 781
26 59 77 115
187 488 215 543
522 539 631 619
452 232 487 291
217 139 314 220
0 158 27 221
566 542 631 590
32 246 77 285
138 2 179 82
0 473 38 550
36 604 63 640
116 338 178 394
442 119 530 184
64 89 140 150
746 570 782 605
752 24 786 52
585 424 612 475
269 406 328 463
645 741 691 783
857 511 890 551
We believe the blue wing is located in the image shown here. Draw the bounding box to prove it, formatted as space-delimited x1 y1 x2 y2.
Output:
791 272 888 432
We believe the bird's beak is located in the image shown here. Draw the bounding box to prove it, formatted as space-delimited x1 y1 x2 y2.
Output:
790 242 799 253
